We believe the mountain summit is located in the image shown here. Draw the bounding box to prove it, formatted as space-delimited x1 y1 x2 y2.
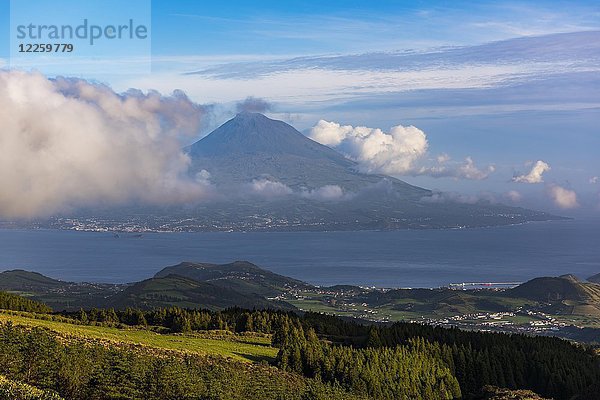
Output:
188 112 423 193
190 112 350 160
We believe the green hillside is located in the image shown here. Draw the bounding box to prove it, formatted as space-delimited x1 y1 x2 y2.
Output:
0 264 300 312
506 276 600 302
359 288 517 315
0 310 276 363
0 288 598 399
0 270 64 291
0 270 123 311
109 274 292 311
0 318 364 400
154 261 312 297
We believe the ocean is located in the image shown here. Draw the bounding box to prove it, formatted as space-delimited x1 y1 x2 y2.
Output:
0 219 599 288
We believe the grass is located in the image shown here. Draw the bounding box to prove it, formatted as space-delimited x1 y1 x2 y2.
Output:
0 311 278 363
553 314 600 328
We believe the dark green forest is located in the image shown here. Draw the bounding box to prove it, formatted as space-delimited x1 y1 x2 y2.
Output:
0 322 362 400
0 291 52 314
1 292 600 399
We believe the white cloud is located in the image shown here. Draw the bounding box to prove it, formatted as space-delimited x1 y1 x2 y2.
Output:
246 179 293 198
245 180 351 202
0 71 211 219
547 184 579 209
422 156 495 180
420 191 496 205
458 157 496 180
310 119 428 175
590 176 599 184
512 160 551 183
195 170 213 185
309 120 493 180
301 185 349 201
504 190 522 202
437 153 451 164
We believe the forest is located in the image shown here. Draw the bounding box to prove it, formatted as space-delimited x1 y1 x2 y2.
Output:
0 291 599 399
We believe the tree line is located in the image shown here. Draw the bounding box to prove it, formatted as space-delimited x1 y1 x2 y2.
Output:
0 292 52 314
62 306 296 334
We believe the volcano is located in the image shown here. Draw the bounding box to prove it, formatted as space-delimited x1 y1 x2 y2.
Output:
187 112 425 196
177 113 557 231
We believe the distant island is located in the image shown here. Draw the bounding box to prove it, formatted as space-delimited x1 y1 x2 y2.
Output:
3 113 562 233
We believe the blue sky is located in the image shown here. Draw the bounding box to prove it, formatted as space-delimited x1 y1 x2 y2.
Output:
1 0 599 214
150 0 599 54
3 1 599 58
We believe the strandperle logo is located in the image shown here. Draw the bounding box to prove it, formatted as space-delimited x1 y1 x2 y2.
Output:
15 19 149 45
10 0 151 75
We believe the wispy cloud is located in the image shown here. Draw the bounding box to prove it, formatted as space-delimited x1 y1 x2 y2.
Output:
420 190 497 205
422 157 495 181
121 31 600 119
187 31 600 79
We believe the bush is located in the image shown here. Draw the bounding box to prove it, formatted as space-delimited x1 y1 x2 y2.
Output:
0 375 63 400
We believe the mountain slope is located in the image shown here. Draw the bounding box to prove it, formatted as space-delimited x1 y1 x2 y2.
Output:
109 274 293 311
0 270 124 310
188 112 426 195
0 270 64 291
155 261 312 297
506 276 600 303
0 267 296 311
504 275 600 317
587 273 600 284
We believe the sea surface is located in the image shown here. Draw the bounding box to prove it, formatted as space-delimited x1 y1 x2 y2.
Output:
0 219 599 288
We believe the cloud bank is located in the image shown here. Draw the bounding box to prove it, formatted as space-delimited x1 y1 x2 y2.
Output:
309 120 493 179
0 71 212 219
420 190 497 205
245 178 350 202
513 160 551 183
